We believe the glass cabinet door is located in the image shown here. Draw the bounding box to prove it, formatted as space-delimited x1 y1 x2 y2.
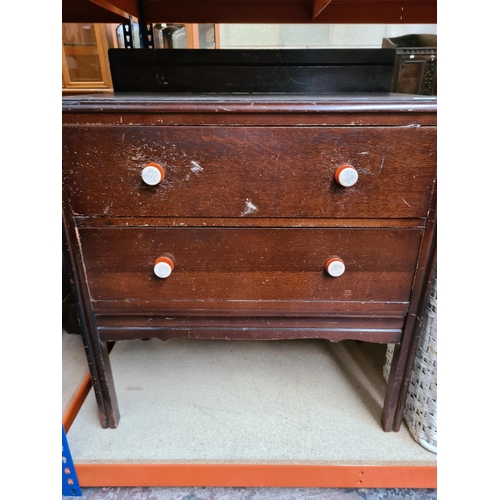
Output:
62 22 220 94
62 23 113 93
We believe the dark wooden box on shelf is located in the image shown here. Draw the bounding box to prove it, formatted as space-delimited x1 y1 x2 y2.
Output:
382 34 437 96
107 48 397 93
62 50 436 432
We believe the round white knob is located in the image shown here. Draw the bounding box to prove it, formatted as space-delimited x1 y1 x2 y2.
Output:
335 165 359 187
154 257 174 278
142 162 165 186
325 257 345 277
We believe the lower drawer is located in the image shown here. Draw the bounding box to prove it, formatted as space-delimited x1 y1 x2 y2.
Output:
80 227 422 313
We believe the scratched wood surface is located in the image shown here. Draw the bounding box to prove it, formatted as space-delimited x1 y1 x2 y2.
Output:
79 227 422 303
62 93 437 430
63 126 436 219
74 217 424 229
61 93 437 127
96 316 405 344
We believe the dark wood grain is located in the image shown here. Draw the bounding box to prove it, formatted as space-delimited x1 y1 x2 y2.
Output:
63 126 436 219
392 196 437 431
98 327 402 344
74 216 425 229
62 93 437 128
62 112 437 127
79 227 422 304
92 299 410 316
62 91 437 430
96 309 406 344
98 314 404 330
381 185 436 431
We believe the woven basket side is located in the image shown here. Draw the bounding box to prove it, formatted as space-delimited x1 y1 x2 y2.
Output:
383 344 395 384
382 265 437 453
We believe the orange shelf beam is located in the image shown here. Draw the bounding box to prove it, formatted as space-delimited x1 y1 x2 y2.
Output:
76 463 437 488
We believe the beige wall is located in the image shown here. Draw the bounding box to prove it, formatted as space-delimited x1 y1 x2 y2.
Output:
220 24 437 49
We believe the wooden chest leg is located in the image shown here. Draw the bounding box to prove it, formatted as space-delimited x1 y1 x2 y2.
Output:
83 339 120 429
63 197 120 429
382 243 437 432
63 246 121 427
392 248 437 432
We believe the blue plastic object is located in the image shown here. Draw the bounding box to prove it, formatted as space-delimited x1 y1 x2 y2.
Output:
62 426 82 496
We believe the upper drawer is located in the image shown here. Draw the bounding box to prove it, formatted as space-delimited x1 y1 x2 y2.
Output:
63 126 436 218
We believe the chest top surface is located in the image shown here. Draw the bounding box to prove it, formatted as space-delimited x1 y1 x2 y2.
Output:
62 92 437 111
62 93 437 130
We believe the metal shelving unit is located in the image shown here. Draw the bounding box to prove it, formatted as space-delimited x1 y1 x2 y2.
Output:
62 426 82 496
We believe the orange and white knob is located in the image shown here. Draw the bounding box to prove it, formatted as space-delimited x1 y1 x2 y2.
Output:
154 256 174 278
142 162 165 186
335 165 358 187
325 257 345 277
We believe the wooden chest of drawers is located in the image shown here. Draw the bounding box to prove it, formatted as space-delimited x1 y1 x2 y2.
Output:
62 93 437 432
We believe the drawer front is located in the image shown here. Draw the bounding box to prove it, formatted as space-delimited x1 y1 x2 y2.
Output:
63 126 436 218
80 227 422 307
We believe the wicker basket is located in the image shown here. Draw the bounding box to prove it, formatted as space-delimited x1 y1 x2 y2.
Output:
383 265 437 453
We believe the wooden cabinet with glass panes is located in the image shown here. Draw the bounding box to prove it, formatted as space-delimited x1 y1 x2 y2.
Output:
62 23 114 95
62 23 220 95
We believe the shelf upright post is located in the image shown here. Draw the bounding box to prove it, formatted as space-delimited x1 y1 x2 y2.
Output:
62 426 82 496
137 0 155 49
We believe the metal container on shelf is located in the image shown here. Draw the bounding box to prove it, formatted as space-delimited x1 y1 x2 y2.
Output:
155 24 187 49
382 34 437 95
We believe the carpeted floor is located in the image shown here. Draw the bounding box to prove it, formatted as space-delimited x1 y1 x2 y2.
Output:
64 486 437 499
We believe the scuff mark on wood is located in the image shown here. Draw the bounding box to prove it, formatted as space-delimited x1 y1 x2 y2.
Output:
379 156 385 174
241 199 258 216
190 161 203 173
